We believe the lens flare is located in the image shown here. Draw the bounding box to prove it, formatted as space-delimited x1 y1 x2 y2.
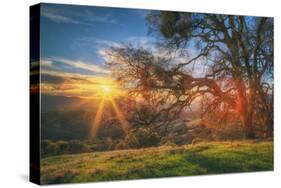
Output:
89 98 105 139
110 97 129 134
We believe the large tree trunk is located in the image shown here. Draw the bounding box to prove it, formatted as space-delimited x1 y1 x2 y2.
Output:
264 96 273 138
243 110 255 139
256 82 273 138
265 115 273 138
235 78 256 139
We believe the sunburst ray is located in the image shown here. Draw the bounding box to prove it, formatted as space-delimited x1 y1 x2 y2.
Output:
110 97 129 134
89 98 105 140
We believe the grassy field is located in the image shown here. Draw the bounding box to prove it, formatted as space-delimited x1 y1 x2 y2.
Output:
41 140 273 184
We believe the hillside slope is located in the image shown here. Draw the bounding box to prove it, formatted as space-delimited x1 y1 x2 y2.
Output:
41 140 273 184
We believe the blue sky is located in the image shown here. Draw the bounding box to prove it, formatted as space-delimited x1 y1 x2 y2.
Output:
39 3 157 98
41 3 151 69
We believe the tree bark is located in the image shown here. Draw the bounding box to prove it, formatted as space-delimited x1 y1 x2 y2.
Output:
265 116 273 138
235 78 255 139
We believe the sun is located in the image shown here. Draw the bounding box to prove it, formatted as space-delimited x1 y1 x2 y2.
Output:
97 80 123 99
100 84 113 95
86 77 124 99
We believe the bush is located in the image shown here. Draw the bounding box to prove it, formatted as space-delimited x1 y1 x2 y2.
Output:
41 140 59 157
68 140 90 154
135 128 161 147
41 140 90 157
116 128 161 149
56 140 69 153
90 137 118 151
160 139 177 147
191 138 205 144
115 141 126 150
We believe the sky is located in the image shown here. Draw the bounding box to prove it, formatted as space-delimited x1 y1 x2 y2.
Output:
39 3 258 99
39 3 154 98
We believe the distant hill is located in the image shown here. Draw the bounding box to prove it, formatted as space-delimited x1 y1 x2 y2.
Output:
40 94 206 143
41 94 98 113
41 109 125 141
41 94 125 141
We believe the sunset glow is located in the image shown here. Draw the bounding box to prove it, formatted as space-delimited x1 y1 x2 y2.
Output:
88 78 129 140
89 96 130 140
97 82 121 98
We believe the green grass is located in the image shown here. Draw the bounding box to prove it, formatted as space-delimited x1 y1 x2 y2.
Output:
41 140 273 184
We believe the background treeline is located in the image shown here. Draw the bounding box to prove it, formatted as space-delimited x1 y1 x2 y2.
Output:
41 128 162 157
41 115 249 158
41 140 90 157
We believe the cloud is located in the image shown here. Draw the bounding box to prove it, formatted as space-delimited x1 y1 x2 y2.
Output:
41 69 92 79
95 36 156 62
39 57 112 99
84 9 117 24
41 12 89 25
55 58 110 74
41 59 54 68
95 39 123 48
127 36 155 50
41 74 66 84
40 68 118 99
41 5 118 26
95 36 208 78
41 57 110 75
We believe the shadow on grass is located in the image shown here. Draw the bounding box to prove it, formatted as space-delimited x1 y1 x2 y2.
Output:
184 147 273 174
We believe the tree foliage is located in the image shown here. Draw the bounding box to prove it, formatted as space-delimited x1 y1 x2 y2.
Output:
147 12 273 138
105 12 273 139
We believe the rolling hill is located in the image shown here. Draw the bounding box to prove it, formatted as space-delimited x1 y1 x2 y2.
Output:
41 140 273 184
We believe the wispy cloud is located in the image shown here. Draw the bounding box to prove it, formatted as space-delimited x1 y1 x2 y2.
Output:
127 36 155 50
95 36 156 61
54 58 110 74
41 5 118 26
84 9 117 24
40 69 117 99
41 11 91 26
41 57 109 75
95 37 208 78
41 59 54 68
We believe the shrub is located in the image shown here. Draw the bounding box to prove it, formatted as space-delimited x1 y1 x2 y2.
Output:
115 141 126 150
41 140 59 157
191 138 205 144
160 139 177 147
41 139 90 157
135 128 161 147
56 140 69 154
117 128 161 149
68 140 90 154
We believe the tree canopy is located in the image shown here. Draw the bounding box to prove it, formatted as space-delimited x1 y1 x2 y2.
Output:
104 12 273 139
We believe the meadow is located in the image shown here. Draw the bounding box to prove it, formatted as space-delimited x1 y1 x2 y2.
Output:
41 140 273 184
